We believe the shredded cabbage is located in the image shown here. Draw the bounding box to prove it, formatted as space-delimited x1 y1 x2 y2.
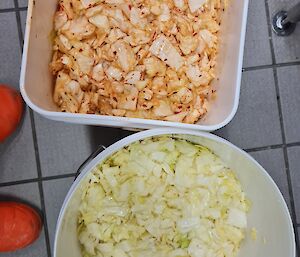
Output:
78 136 250 257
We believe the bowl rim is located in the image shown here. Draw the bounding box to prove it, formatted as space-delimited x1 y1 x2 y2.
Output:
53 127 296 257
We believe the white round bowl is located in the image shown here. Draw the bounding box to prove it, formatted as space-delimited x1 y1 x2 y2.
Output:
53 128 295 257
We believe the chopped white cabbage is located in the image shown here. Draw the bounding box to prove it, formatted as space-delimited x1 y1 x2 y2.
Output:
76 53 94 74
159 3 170 22
149 35 184 70
78 136 250 257
124 71 141 84
81 0 101 9
188 0 206 13
227 208 248 228
88 14 110 32
51 0 228 123
105 66 123 81
85 5 103 18
199 29 217 48
173 0 185 9
153 100 174 117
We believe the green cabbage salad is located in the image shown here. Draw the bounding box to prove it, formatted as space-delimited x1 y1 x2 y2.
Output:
78 136 250 257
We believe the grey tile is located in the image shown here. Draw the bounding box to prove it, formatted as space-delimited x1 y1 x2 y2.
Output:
0 12 22 87
34 114 92 177
34 113 123 177
277 66 300 143
20 10 27 37
0 109 38 183
215 69 282 149
0 182 40 207
242 0 272 68
18 0 28 7
0 183 47 257
43 177 74 250
0 0 14 9
287 146 300 223
268 0 300 63
250 148 291 213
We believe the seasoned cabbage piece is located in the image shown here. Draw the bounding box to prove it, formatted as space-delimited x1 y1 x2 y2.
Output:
51 0 227 123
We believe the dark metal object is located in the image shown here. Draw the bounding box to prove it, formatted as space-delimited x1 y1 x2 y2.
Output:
272 11 297 36
272 2 300 36
75 145 106 179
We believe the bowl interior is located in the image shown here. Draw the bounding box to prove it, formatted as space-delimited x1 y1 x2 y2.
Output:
54 129 295 257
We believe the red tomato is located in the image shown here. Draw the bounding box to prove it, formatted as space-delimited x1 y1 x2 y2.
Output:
0 85 24 142
0 202 42 252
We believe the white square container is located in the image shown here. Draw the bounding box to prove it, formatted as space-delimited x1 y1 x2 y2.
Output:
20 0 249 131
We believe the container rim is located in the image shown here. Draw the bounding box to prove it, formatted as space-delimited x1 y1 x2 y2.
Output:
53 127 295 257
19 0 249 132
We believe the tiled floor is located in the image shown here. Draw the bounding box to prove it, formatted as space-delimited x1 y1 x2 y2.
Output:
0 0 300 256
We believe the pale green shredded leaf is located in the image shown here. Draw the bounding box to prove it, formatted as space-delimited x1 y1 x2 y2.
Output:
78 136 249 257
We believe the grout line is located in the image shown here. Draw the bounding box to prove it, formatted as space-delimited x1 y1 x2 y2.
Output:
287 142 300 148
14 0 52 254
245 142 300 154
0 6 27 13
28 110 52 257
13 0 23 51
264 0 300 252
263 0 276 64
243 61 300 72
0 139 299 185
0 173 77 188
245 144 283 153
43 173 77 181
0 178 40 187
0 139 300 186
